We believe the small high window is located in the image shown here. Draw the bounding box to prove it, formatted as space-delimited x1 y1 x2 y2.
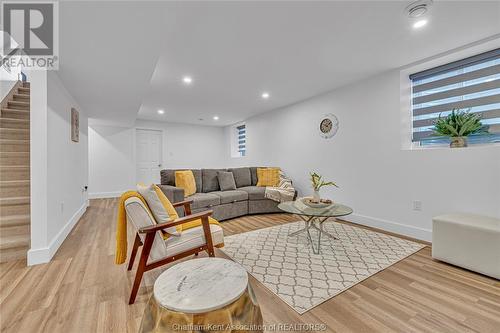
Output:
410 48 500 146
236 124 246 157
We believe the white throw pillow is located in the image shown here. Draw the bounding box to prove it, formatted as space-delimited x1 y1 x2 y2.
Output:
137 184 180 236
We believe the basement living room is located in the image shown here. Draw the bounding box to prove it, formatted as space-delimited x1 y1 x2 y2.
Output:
1 1 500 333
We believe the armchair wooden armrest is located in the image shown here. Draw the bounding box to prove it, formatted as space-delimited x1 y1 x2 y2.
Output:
139 210 213 234
172 199 193 215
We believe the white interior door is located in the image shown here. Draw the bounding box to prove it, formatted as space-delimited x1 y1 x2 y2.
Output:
136 129 163 185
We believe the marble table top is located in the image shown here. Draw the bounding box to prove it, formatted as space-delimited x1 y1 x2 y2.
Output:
154 258 248 314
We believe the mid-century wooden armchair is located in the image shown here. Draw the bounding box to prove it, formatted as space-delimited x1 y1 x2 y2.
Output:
124 197 224 304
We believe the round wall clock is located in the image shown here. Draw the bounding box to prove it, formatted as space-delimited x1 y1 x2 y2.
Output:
318 113 339 139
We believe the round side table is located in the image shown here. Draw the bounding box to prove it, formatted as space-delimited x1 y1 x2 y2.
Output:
140 258 263 333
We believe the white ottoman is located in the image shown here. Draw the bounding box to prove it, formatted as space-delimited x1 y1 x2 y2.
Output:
432 213 500 279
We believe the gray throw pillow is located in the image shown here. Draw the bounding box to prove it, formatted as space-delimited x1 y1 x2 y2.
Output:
217 171 236 191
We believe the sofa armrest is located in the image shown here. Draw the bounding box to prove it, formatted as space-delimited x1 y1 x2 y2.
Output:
157 184 185 203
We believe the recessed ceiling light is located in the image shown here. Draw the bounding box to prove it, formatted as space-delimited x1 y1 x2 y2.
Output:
213 116 219 120
182 76 193 84
261 92 270 99
157 109 165 115
413 19 428 29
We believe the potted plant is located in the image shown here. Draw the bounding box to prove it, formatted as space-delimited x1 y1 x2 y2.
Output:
433 109 486 148
310 172 338 202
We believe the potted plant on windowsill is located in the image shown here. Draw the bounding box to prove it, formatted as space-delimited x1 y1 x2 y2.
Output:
433 109 487 148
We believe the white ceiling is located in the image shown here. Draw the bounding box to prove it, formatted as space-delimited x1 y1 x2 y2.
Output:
57 1 500 127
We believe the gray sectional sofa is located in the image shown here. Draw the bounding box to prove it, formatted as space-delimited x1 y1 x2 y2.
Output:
158 167 296 221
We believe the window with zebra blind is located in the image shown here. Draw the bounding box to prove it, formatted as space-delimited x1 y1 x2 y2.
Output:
236 124 246 157
410 48 500 146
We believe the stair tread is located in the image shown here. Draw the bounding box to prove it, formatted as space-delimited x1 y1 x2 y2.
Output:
0 118 29 122
0 180 30 186
1 108 30 113
0 165 30 169
0 139 30 143
0 128 30 132
0 151 30 157
0 234 30 249
7 101 29 105
0 196 30 205
0 214 30 223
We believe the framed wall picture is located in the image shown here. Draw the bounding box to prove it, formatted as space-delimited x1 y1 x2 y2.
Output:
71 108 79 142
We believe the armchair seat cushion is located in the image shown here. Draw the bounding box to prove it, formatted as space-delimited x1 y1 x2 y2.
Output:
165 221 224 257
211 190 249 204
238 186 266 200
189 192 221 209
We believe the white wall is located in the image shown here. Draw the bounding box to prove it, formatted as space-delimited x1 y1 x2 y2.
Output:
1 64 22 100
225 70 500 241
88 120 227 198
28 71 89 265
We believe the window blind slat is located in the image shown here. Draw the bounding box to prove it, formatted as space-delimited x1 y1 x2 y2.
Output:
413 108 500 128
414 130 500 141
413 64 500 93
413 94 500 116
413 80 500 105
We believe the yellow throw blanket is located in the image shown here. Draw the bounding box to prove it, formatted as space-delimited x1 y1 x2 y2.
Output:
115 187 222 265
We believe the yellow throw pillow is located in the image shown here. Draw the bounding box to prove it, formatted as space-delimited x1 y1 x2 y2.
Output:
256 167 280 187
175 170 196 197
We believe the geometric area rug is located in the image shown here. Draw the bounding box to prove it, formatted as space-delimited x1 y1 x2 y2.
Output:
220 221 425 314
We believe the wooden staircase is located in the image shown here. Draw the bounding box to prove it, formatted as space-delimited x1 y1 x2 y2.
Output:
0 82 30 263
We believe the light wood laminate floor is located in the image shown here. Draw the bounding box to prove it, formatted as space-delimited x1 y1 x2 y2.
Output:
1 198 499 332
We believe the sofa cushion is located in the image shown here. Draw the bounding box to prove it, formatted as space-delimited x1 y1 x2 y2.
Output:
165 222 224 257
211 190 249 204
257 167 280 187
228 167 252 188
189 192 221 209
136 184 181 235
250 167 258 186
217 171 237 191
161 169 202 193
160 169 175 185
202 169 225 193
175 170 196 197
238 186 266 200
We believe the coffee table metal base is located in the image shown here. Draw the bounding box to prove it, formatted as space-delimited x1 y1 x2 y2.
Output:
288 215 338 254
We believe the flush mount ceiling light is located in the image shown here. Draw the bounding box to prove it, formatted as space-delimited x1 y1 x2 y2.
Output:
261 92 270 99
157 109 165 115
406 0 433 18
213 116 219 120
182 76 193 84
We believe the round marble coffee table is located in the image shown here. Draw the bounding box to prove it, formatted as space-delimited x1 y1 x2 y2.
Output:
139 258 263 332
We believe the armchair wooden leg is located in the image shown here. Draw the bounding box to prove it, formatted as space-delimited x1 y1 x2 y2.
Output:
201 216 215 257
127 233 142 271
129 233 154 305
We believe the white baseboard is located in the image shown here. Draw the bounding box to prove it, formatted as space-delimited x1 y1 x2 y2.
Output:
343 213 432 243
88 191 122 199
27 201 89 266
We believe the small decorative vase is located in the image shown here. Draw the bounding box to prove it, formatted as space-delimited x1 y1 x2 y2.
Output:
312 189 320 201
450 136 467 148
